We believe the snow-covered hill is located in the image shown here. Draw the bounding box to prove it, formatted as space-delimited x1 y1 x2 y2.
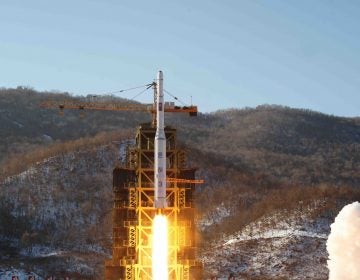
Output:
0 137 358 279
0 143 119 279
200 200 337 279
0 268 42 280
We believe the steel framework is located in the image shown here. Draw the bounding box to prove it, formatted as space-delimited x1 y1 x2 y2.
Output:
105 123 202 280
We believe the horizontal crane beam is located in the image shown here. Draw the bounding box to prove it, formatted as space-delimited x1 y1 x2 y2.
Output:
40 100 198 115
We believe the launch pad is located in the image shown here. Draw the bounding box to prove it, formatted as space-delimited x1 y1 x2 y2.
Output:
105 123 203 279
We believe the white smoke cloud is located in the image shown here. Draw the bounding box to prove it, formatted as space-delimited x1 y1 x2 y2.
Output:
327 201 360 280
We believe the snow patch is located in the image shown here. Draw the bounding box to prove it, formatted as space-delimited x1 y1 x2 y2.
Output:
12 121 24 128
224 229 327 245
0 268 42 280
42 134 53 141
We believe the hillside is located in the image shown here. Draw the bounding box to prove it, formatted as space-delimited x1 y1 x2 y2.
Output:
175 106 360 187
0 87 359 279
0 143 116 279
1 134 359 279
0 87 148 164
1 87 359 186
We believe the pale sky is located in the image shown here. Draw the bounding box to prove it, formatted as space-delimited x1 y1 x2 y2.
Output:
0 0 359 116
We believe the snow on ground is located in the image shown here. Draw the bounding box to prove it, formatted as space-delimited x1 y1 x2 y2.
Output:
200 202 331 279
0 145 116 279
19 245 64 258
42 134 53 141
115 139 135 164
12 120 24 128
224 228 327 246
199 203 232 229
0 269 42 280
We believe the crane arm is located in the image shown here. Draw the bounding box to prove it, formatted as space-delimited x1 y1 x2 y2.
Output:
40 100 198 115
40 100 151 111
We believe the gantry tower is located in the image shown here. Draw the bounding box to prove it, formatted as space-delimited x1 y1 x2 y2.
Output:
105 123 203 279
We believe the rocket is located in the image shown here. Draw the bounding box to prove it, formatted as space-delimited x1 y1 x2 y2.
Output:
154 70 167 209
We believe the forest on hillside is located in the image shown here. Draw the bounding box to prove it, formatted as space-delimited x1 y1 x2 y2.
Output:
1 87 359 187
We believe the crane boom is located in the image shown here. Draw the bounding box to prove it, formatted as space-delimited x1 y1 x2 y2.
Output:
40 99 197 115
40 77 198 126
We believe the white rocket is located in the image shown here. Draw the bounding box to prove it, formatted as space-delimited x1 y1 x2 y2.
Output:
154 70 167 209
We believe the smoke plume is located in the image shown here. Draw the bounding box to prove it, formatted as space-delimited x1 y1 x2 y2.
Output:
327 201 360 280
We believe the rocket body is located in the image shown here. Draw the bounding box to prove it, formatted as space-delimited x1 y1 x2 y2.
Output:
154 71 167 209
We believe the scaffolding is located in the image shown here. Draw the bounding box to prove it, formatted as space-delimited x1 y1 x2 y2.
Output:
105 123 202 280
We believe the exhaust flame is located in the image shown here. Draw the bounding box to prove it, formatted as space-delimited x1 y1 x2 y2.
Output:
327 201 360 280
152 215 168 280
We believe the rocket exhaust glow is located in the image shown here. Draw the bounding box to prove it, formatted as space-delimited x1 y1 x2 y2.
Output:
154 70 167 209
152 214 168 280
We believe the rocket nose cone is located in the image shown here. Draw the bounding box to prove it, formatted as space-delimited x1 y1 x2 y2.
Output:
158 70 163 79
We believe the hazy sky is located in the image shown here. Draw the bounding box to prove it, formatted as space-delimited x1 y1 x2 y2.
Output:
0 0 359 116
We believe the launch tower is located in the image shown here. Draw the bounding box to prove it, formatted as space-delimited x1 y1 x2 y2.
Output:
105 71 202 279
105 123 203 279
